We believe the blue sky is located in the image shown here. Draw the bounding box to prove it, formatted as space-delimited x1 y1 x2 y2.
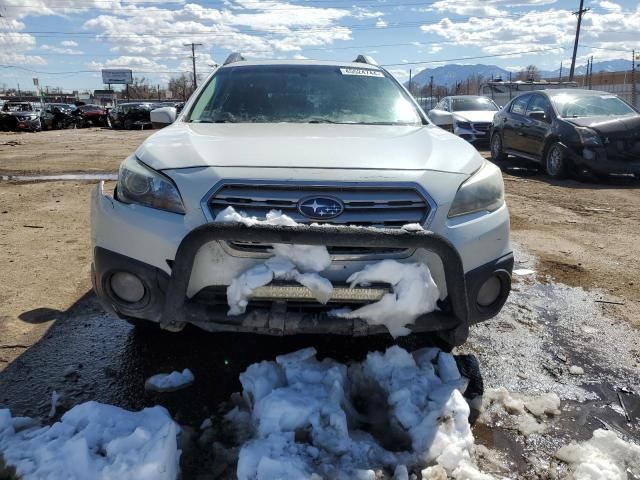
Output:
1 0 638 92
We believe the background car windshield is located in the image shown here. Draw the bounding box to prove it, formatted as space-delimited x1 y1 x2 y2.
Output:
189 65 422 125
451 97 498 112
551 93 635 118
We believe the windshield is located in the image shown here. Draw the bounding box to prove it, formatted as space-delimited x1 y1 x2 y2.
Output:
188 65 422 125
551 93 635 118
451 97 498 112
4 103 32 112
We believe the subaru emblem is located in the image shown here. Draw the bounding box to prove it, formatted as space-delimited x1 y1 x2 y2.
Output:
298 196 344 220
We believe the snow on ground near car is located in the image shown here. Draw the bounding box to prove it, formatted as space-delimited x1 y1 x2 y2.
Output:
215 207 439 336
554 429 640 480
232 345 494 480
0 402 180 480
145 368 195 393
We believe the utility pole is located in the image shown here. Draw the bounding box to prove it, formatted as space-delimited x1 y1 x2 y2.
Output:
632 49 637 108
558 61 563 83
569 0 589 81
429 75 433 104
408 69 412 96
588 56 594 89
185 42 203 89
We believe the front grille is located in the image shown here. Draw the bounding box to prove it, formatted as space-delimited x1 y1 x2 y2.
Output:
605 136 640 161
473 122 491 132
207 182 432 256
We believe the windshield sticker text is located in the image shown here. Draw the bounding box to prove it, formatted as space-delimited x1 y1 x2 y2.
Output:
340 68 384 78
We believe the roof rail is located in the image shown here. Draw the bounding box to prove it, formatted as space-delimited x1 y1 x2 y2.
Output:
353 54 378 66
223 53 246 65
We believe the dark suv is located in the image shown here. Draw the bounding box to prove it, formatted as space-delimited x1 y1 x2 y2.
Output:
490 89 640 178
107 103 157 130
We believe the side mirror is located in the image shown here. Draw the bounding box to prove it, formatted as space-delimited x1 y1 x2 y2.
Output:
428 109 453 128
528 111 549 122
150 107 177 128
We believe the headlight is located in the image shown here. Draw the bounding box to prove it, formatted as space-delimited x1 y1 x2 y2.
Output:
117 156 185 214
576 127 602 146
455 120 472 130
448 161 505 218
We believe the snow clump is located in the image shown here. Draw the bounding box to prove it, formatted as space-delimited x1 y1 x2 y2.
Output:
555 428 640 480
232 345 494 479
145 368 195 392
0 402 180 480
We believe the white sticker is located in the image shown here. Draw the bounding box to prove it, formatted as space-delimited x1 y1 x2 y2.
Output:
340 67 384 78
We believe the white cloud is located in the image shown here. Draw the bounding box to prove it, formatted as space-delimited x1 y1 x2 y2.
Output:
385 68 410 82
41 44 84 55
60 40 79 47
597 1 622 12
376 18 387 28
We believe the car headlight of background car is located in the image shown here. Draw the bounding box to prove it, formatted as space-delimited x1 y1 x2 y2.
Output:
448 160 505 218
116 156 185 214
575 127 602 146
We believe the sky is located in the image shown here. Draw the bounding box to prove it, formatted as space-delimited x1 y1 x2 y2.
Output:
0 0 638 92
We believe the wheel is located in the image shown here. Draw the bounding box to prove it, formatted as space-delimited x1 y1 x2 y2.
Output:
490 133 506 163
54 119 63 130
545 142 567 178
123 119 132 130
455 354 484 425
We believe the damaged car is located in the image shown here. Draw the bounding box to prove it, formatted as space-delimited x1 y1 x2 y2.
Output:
490 89 640 178
0 102 42 132
91 55 513 349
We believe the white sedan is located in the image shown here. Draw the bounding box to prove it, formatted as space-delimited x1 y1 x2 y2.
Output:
428 96 499 143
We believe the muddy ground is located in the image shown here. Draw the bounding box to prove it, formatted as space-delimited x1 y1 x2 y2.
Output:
0 128 639 477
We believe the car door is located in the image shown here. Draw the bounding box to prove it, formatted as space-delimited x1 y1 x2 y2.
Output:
522 94 553 159
501 94 531 153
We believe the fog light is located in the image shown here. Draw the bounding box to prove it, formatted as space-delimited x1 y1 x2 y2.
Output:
110 271 145 303
477 275 502 307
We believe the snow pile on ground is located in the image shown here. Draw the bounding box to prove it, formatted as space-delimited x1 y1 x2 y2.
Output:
332 260 439 338
230 346 495 479
215 207 333 315
216 207 439 336
478 387 561 436
145 368 194 393
555 429 640 480
0 402 180 480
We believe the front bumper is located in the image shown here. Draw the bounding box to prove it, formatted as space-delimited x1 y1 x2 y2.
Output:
565 144 640 175
14 117 40 131
92 223 513 345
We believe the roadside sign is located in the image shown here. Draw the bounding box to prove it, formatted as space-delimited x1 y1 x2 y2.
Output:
101 69 133 85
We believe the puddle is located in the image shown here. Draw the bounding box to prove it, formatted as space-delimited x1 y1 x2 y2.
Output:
0 173 117 182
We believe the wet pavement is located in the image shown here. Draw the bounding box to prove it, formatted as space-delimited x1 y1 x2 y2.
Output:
0 251 639 477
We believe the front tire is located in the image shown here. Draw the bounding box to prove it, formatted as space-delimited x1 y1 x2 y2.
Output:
490 133 506 163
545 142 567 178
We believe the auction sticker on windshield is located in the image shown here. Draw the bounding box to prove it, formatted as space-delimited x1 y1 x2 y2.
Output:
340 68 384 77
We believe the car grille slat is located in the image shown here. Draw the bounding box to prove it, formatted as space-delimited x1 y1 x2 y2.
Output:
207 183 432 256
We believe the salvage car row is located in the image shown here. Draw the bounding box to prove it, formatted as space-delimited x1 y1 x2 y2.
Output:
427 90 640 179
0 100 184 132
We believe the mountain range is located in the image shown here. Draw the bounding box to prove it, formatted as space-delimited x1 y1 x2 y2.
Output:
408 59 633 88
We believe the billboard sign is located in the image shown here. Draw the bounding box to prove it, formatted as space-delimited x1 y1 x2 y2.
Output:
101 69 133 85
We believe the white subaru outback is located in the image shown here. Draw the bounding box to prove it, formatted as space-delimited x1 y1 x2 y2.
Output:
91 54 513 349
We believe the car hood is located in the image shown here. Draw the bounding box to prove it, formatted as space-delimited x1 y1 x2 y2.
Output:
453 111 497 123
565 114 640 136
136 123 482 174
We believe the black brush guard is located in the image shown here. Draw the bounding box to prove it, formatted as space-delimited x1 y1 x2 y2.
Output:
160 223 471 346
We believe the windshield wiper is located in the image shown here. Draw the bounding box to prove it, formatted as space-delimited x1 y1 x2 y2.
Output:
306 118 341 124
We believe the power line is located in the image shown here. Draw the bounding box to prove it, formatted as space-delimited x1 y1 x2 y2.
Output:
381 48 566 67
